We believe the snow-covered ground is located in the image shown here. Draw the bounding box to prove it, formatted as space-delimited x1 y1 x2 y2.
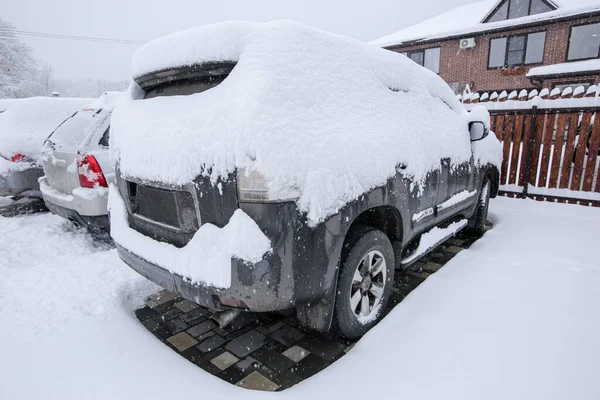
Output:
1 197 599 399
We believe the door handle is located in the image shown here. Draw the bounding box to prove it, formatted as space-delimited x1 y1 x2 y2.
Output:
396 163 407 172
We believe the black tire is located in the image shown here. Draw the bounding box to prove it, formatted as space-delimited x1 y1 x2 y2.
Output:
468 177 491 236
333 228 395 339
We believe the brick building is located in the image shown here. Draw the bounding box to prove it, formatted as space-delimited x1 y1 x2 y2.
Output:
373 0 600 95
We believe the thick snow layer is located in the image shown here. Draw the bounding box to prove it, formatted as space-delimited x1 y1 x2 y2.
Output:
112 21 497 225
0 97 93 159
464 95 600 111
108 185 271 288
373 0 600 47
3 198 600 399
527 59 600 77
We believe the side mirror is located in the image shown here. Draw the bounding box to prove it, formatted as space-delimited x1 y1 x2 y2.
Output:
469 121 489 142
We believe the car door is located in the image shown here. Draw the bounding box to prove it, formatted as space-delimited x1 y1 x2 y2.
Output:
404 164 440 233
435 134 477 222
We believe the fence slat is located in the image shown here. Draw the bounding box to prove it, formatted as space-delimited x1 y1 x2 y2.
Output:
571 112 592 191
549 113 568 188
560 113 580 189
508 114 524 185
529 113 546 186
584 113 600 192
518 114 533 187
501 114 515 184
538 112 557 188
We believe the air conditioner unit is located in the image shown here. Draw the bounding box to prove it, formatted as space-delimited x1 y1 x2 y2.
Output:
459 38 476 49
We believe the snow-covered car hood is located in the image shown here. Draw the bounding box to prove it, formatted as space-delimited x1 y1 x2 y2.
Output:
111 21 501 225
0 97 94 160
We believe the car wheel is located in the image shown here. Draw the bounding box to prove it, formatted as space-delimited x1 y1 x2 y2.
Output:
333 228 394 339
468 178 491 236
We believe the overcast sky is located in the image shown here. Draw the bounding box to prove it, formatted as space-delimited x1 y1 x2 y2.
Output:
1 0 476 81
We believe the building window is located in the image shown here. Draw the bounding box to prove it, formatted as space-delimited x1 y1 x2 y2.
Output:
402 48 441 73
567 23 600 61
485 0 554 23
488 31 546 68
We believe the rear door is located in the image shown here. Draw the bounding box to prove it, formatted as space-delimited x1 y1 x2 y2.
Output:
82 112 114 185
435 133 477 221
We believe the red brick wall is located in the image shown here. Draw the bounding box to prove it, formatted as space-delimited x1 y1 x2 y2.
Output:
387 15 600 93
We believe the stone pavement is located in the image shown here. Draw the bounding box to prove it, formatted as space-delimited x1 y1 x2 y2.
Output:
135 231 481 391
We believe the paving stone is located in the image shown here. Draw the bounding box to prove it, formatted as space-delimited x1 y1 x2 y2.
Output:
217 366 247 384
163 318 189 334
269 325 306 347
193 330 215 343
180 347 204 366
291 353 330 379
144 300 159 309
255 325 271 335
296 336 347 362
149 291 179 305
226 312 259 331
236 371 279 392
421 261 443 273
180 307 210 324
210 351 239 371
266 320 287 333
153 308 183 323
174 300 199 313
199 360 223 376
234 356 261 374
266 340 286 353
135 306 158 322
154 327 174 340
405 271 430 281
225 330 267 358
447 245 463 254
272 369 303 390
282 345 310 363
141 318 162 333
344 343 356 354
186 320 217 338
254 349 295 374
197 335 227 353
446 237 465 246
213 327 229 337
167 332 199 352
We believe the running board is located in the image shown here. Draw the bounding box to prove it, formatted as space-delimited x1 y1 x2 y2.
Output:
400 219 468 268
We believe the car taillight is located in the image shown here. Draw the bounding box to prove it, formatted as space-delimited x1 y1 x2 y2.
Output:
11 153 26 162
78 155 108 188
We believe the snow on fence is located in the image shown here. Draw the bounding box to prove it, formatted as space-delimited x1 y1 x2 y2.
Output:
462 87 600 207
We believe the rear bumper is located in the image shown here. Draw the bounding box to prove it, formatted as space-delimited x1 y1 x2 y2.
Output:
0 167 43 197
117 243 294 312
40 176 108 216
44 200 109 230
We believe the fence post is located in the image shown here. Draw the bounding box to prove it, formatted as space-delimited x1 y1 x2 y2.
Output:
521 105 538 198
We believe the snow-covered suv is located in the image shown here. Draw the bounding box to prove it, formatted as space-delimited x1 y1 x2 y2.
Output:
110 21 502 338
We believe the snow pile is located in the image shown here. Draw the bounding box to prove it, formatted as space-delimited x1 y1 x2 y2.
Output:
112 21 499 225
527 59 600 78
0 97 93 160
108 185 271 288
2 198 600 399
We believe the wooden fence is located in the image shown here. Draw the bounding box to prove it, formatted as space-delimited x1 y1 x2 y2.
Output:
489 106 600 207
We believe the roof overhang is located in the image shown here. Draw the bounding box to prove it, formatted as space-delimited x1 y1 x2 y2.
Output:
383 8 600 50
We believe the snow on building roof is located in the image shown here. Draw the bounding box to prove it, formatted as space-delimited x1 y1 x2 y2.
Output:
372 0 600 47
526 58 600 77
113 21 501 226
0 97 94 159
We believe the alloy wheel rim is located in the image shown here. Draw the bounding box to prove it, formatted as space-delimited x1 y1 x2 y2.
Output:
350 249 387 321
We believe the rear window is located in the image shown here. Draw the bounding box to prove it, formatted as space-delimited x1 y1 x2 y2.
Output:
47 109 99 150
136 62 235 99
99 127 110 147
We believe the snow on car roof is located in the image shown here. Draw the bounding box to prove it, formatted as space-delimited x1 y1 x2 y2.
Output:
372 0 600 47
112 21 501 226
0 97 94 159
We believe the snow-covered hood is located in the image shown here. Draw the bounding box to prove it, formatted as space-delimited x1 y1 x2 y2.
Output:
111 21 500 225
0 97 94 160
